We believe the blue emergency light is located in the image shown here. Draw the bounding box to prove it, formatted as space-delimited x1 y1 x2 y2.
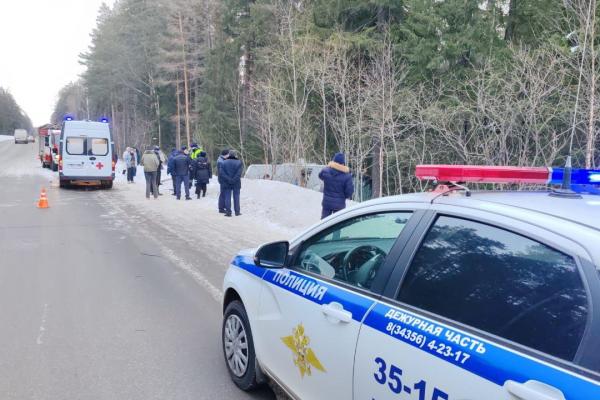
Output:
63 115 74 121
550 168 600 186
99 117 110 123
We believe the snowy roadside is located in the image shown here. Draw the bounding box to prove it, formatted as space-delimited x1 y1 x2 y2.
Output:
0 135 14 143
110 161 325 263
0 140 55 181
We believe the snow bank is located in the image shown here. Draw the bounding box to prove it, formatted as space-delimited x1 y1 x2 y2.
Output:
0 135 14 143
0 140 54 180
112 160 325 241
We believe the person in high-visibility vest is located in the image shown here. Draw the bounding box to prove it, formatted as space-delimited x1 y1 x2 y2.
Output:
189 143 203 189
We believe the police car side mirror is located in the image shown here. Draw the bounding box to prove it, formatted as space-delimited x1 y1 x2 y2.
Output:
254 241 289 269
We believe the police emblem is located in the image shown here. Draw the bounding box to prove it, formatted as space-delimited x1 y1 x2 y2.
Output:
281 323 326 377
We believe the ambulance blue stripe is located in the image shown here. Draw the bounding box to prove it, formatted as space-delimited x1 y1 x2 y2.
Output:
231 257 600 396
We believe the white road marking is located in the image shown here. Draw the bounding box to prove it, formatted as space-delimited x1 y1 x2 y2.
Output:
36 303 49 345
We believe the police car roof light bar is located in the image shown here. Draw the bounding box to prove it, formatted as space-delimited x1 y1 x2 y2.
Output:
415 165 551 184
416 165 600 194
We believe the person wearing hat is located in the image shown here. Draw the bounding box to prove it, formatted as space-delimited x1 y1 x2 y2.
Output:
216 148 229 213
318 152 354 219
172 146 192 200
191 151 212 199
219 149 243 216
123 147 137 183
189 143 203 160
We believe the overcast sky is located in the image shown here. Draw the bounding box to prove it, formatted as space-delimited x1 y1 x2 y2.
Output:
0 0 116 127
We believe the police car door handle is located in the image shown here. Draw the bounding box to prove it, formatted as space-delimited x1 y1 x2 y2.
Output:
504 380 565 400
321 302 352 324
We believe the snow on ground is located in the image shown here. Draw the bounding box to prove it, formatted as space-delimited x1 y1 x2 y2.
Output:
113 161 324 243
0 140 54 180
0 135 14 143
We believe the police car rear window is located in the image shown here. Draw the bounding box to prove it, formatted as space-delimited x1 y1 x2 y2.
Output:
397 216 588 361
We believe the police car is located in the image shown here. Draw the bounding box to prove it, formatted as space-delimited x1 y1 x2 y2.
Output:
221 165 600 400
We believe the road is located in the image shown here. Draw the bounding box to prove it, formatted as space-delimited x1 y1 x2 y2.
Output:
0 141 276 400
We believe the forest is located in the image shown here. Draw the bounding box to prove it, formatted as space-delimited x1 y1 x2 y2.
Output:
0 88 33 136
52 0 600 198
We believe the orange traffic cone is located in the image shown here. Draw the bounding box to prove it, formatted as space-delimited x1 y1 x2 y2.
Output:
37 188 49 209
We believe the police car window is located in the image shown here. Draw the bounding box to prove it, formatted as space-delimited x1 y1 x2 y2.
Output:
398 216 588 361
295 212 411 290
88 138 108 156
66 137 85 155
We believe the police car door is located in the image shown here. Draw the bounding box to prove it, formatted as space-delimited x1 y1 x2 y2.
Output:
255 210 416 399
354 212 600 400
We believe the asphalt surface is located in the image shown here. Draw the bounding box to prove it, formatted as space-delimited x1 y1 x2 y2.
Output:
0 141 276 400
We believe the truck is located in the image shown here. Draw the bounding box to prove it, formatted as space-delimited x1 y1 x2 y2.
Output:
38 124 61 171
14 129 28 144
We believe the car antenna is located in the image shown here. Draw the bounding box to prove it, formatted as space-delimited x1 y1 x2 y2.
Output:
551 2 594 200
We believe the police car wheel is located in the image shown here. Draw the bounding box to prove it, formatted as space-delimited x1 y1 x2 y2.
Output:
222 300 260 391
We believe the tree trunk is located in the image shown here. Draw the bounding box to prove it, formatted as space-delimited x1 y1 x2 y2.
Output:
586 0 597 168
504 0 517 42
178 12 192 148
176 76 182 150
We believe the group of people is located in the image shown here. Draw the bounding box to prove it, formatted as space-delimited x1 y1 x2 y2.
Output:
127 142 354 220
129 143 243 217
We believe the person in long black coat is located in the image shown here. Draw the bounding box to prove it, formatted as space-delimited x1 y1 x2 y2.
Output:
191 151 212 199
172 148 192 200
220 150 243 216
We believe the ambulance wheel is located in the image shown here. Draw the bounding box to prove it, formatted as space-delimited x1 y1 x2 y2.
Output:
222 300 260 391
51 162 58 172
102 181 113 189
59 180 68 189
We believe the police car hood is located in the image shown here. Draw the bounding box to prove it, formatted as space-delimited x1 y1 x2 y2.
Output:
237 248 257 258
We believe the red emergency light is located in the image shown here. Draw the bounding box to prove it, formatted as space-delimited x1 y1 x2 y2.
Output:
416 165 550 184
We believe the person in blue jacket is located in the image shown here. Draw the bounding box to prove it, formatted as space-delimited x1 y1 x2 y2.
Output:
220 149 243 217
172 147 192 200
167 148 178 195
318 152 354 219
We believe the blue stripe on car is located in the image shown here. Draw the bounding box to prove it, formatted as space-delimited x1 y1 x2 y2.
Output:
231 256 600 396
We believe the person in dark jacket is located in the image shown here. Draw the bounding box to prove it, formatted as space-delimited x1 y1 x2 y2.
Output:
318 152 354 219
166 148 178 195
191 151 212 199
220 149 243 216
172 147 192 200
216 149 229 213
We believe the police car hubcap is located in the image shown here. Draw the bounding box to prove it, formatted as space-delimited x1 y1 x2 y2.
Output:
224 314 249 377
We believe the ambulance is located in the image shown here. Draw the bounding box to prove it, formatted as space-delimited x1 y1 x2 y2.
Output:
58 119 115 189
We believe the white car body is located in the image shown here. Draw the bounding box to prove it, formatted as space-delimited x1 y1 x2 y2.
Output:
59 120 114 188
14 129 27 144
222 191 600 399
